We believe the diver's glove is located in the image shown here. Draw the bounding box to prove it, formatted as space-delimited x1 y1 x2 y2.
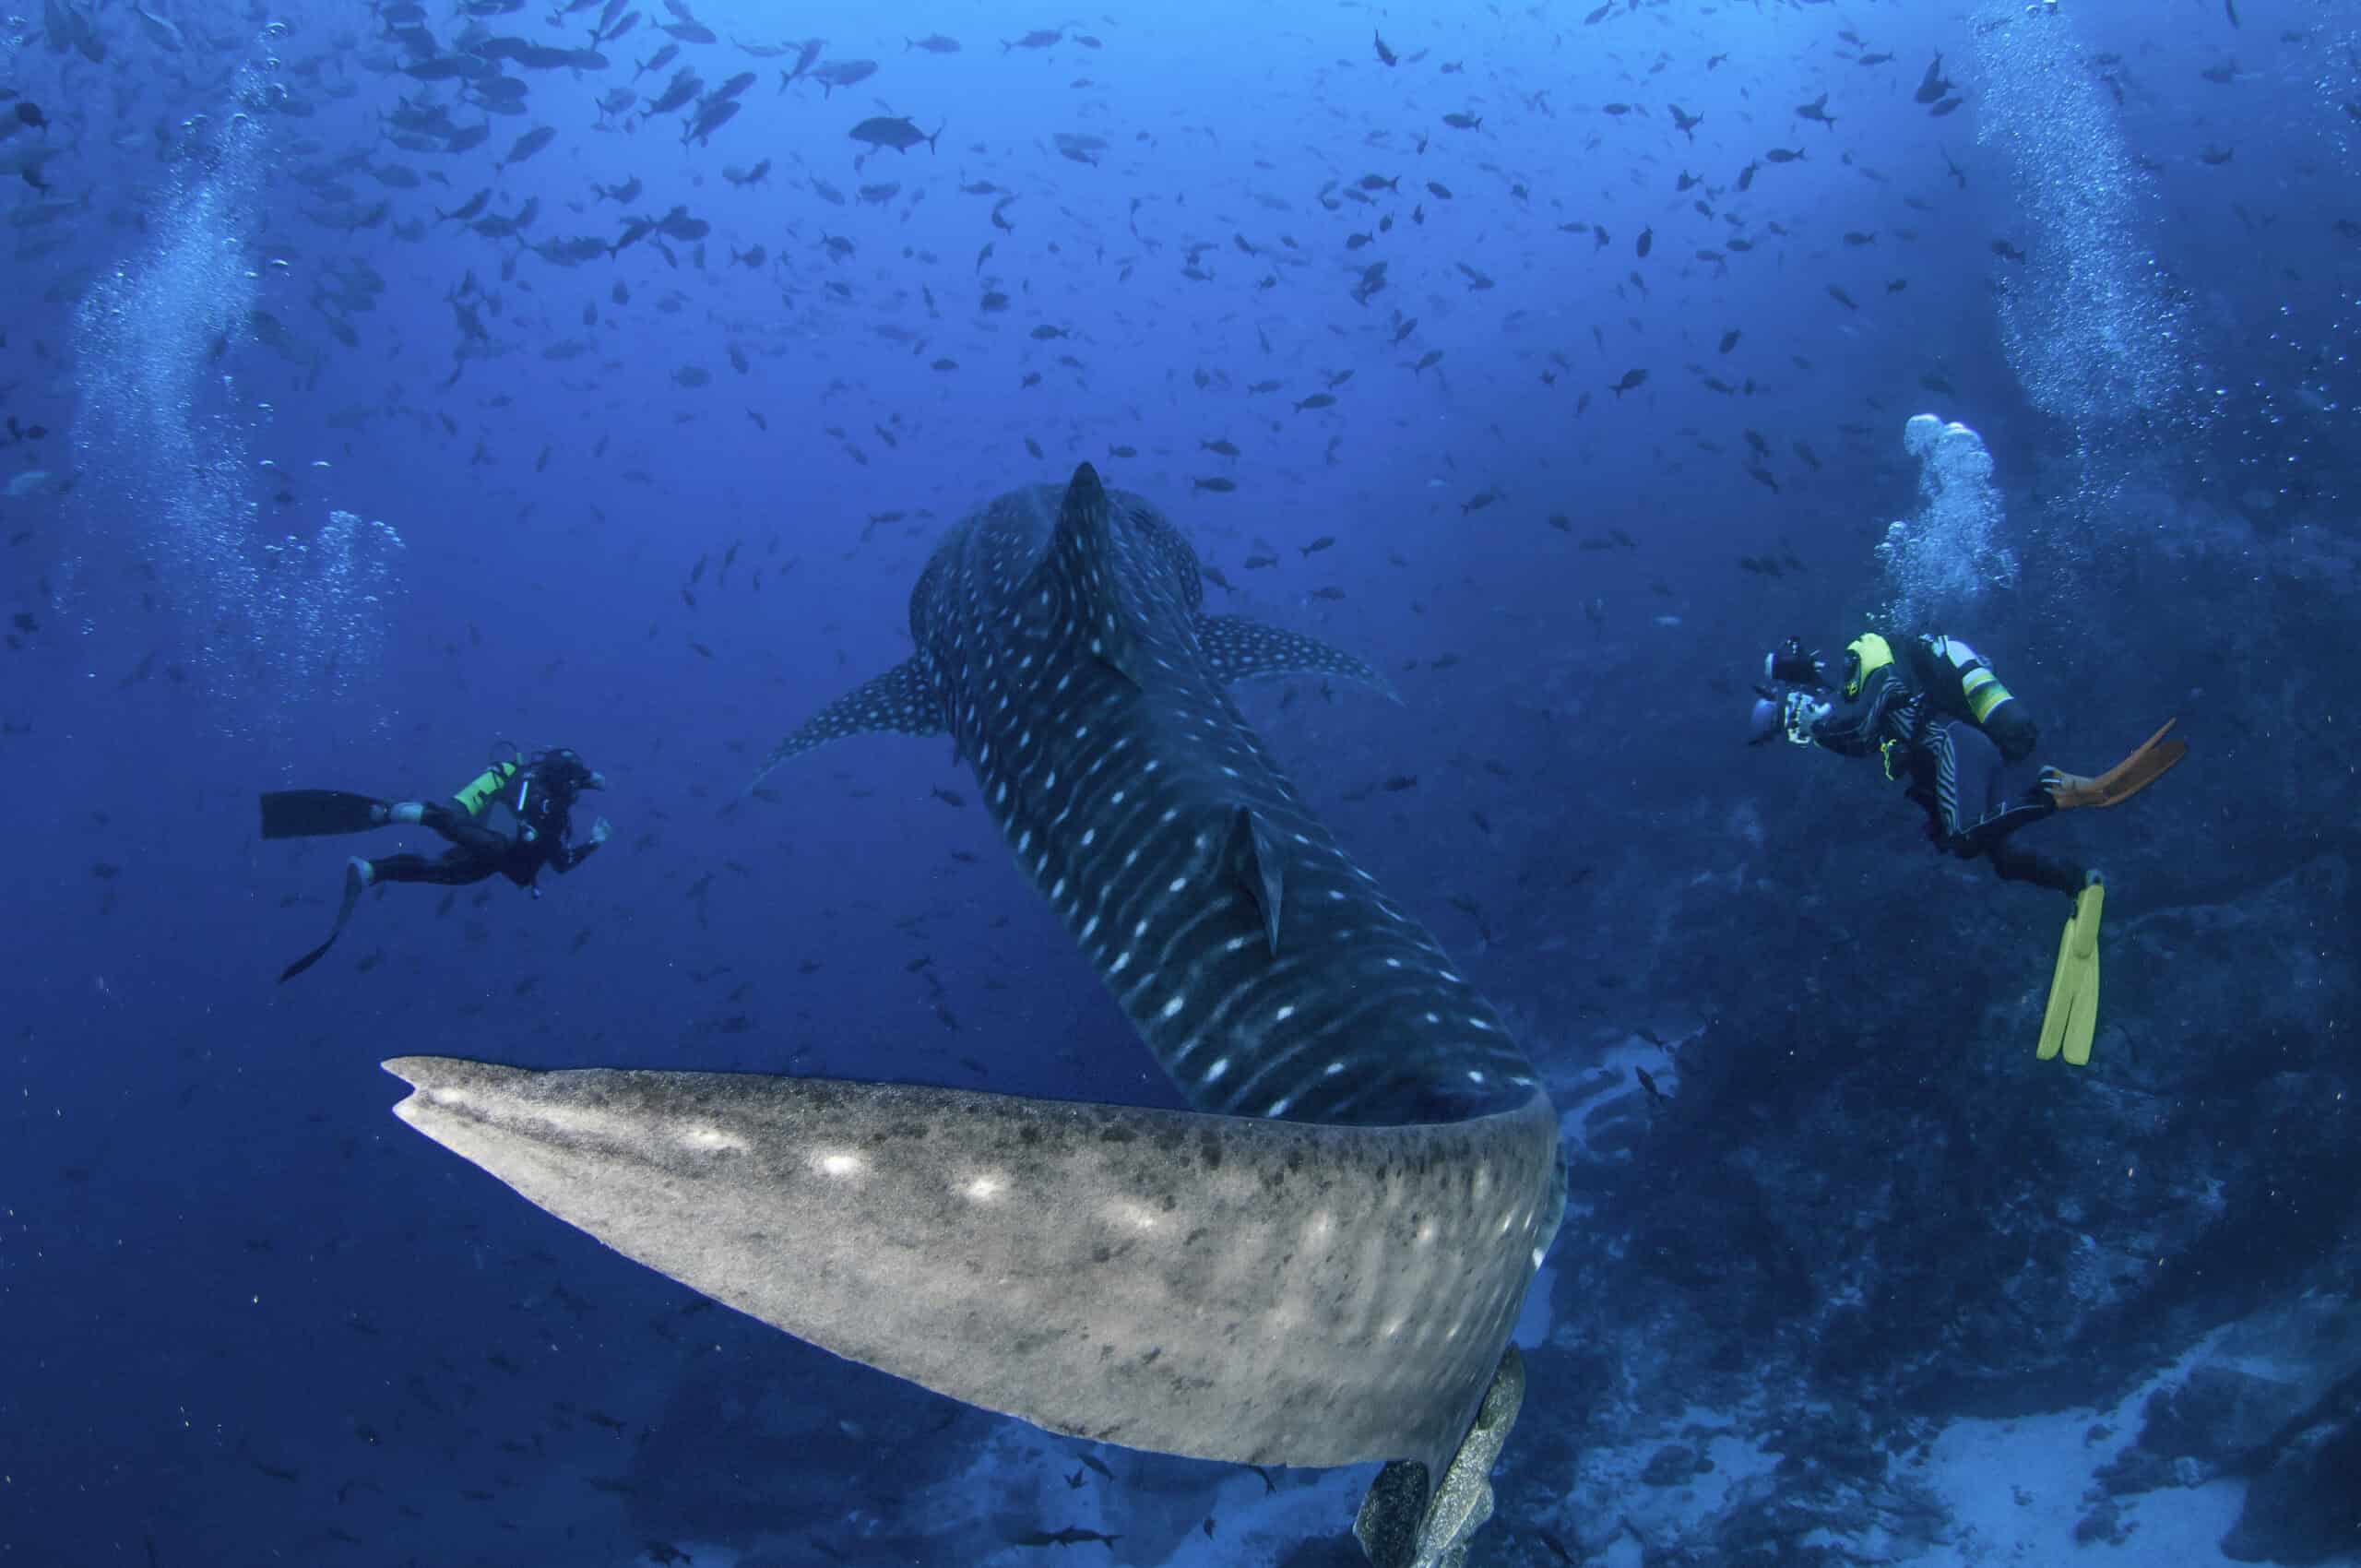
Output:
1783 688 1832 745
590 816 612 845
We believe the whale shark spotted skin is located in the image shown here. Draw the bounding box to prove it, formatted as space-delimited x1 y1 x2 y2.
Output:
386 465 1561 1522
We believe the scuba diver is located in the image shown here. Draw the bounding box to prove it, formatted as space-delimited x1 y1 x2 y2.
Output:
1750 631 2186 1065
260 744 611 983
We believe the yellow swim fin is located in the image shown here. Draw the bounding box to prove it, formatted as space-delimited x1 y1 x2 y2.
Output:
2036 875 2105 1066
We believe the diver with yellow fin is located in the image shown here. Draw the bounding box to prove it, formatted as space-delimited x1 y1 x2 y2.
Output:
1750 633 2186 1064
260 742 610 982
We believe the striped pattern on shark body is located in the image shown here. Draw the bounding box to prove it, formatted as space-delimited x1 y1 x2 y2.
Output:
395 465 1563 1568
766 465 1541 1127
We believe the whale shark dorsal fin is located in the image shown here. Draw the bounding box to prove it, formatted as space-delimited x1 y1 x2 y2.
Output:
749 658 940 790
1227 804 1286 956
1029 462 1146 688
1196 613 1402 702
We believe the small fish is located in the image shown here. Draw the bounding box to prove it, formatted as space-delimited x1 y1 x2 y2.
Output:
1608 368 1648 398
1916 53 1952 104
1372 30 1396 66
811 59 879 95
1635 1067 1665 1106
849 115 940 154
497 125 557 172
1718 329 1741 354
1191 476 1237 494
1013 1527 1120 1549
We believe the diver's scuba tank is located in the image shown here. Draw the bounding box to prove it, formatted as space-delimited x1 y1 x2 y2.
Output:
1920 636 2037 762
451 740 524 819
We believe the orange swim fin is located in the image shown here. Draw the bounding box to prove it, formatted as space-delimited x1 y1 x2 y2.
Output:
2040 719 2188 811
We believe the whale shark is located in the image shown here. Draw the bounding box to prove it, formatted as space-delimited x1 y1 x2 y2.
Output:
384 464 1563 1566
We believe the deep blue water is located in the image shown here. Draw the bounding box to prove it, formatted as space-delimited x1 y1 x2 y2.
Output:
3 1 2355 1564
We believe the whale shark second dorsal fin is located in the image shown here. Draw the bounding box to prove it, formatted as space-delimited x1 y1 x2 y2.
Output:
1228 804 1286 956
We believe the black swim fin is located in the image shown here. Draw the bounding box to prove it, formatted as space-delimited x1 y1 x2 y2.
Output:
259 790 386 839
279 860 370 983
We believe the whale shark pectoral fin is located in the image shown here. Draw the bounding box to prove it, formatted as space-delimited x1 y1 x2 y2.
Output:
752 657 942 789
1194 612 1403 703
383 1058 1560 1474
1226 804 1286 957
1355 1346 1525 1568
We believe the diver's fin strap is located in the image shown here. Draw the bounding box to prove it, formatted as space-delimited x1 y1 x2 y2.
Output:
2041 719 2186 810
1353 1347 1525 1568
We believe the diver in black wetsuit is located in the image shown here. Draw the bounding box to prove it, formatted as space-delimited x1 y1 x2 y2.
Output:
1749 632 2183 897
260 745 610 981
